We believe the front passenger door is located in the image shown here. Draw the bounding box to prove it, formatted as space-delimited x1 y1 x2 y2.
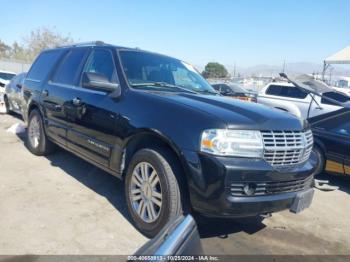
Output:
66 48 120 169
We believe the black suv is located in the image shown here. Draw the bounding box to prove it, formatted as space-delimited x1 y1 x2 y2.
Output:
22 42 316 237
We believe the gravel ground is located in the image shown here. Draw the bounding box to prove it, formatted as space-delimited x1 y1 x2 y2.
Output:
0 113 349 255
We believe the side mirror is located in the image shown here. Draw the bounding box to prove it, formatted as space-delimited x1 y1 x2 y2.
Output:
82 72 120 93
16 83 22 89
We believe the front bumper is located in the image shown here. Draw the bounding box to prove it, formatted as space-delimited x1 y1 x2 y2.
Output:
182 150 317 217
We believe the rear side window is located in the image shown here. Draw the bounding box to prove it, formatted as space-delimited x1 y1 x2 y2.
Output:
321 92 350 106
282 87 308 99
52 48 88 85
27 50 63 82
266 85 283 96
266 85 307 99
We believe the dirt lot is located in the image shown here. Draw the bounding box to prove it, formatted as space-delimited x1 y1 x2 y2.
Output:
0 113 350 255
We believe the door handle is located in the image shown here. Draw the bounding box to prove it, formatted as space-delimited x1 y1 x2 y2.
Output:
72 97 82 106
42 90 49 96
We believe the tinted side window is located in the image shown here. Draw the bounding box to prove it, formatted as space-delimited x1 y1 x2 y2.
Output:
9 75 19 88
212 84 220 91
27 50 63 82
332 122 350 136
266 85 283 96
318 113 350 136
281 87 308 99
266 85 307 99
83 49 118 83
321 92 350 106
221 84 232 93
52 48 88 85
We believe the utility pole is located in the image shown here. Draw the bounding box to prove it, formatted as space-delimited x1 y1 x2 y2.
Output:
282 59 286 73
329 66 334 85
233 62 236 78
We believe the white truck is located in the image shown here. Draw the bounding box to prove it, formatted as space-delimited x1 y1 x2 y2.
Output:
258 81 347 119
0 70 16 92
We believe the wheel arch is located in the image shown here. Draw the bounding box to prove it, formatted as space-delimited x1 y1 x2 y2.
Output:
121 130 185 175
26 101 43 124
118 129 191 207
313 137 327 155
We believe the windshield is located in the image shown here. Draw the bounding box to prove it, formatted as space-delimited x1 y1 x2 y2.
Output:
119 50 216 93
0 72 15 81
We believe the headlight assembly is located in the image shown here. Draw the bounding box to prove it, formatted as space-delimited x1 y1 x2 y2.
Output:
200 129 264 158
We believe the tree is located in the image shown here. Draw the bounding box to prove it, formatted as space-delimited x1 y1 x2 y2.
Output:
0 27 74 62
23 27 74 61
0 40 11 59
10 41 27 61
202 62 228 78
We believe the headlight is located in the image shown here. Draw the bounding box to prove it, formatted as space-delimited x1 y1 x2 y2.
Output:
200 129 264 158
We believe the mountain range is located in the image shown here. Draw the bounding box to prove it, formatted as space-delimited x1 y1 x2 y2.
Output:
196 62 350 77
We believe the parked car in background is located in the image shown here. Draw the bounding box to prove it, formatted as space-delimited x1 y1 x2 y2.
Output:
277 73 350 177
22 42 316 237
4 72 26 115
258 81 349 119
212 83 257 102
309 108 350 176
331 86 350 97
0 70 16 92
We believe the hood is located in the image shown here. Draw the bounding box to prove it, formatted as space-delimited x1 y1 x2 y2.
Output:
148 92 306 131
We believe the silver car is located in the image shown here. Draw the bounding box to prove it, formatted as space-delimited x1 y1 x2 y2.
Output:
4 72 26 115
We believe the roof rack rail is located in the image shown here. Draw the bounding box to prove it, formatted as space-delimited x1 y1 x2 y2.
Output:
57 41 106 48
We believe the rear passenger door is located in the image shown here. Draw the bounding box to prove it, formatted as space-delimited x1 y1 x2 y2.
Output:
43 47 90 146
23 49 65 123
65 48 120 169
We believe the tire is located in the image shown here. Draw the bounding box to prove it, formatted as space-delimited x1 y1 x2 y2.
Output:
26 109 56 156
312 146 325 176
125 148 183 238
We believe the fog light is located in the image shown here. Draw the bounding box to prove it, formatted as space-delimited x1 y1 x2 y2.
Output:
243 183 256 196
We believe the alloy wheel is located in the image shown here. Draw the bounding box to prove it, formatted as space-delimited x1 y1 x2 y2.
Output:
129 162 162 223
28 115 41 148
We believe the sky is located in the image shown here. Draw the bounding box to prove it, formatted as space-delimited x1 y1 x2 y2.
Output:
1 0 350 68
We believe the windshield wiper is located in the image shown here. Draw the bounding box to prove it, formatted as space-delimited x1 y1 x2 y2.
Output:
131 82 199 94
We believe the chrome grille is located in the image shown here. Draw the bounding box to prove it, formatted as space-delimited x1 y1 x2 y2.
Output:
261 130 313 167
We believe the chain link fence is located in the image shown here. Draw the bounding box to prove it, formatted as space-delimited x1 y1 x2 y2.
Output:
0 59 31 73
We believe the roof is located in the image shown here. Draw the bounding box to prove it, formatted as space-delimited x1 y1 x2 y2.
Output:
53 41 175 59
266 81 294 87
325 46 350 64
57 41 139 52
